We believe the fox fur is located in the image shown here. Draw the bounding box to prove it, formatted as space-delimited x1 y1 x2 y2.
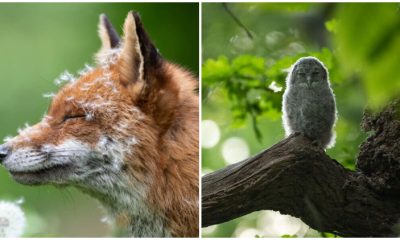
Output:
0 12 199 237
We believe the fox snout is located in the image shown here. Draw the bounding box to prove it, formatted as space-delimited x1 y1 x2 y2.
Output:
0 143 10 163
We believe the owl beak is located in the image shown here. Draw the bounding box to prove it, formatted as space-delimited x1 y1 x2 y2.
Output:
307 77 312 87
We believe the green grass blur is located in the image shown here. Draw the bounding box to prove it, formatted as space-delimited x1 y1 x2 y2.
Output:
0 3 198 237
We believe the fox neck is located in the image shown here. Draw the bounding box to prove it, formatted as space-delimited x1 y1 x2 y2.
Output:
76 173 171 237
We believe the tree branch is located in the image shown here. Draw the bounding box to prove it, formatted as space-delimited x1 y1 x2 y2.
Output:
222 3 254 40
202 100 400 237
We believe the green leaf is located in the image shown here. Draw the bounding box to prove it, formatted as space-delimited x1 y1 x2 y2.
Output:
232 55 265 79
325 18 338 34
202 56 232 84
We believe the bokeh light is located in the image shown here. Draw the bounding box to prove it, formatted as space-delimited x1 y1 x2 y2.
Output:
202 225 218 235
234 227 261 238
202 120 221 148
222 137 250 165
257 210 309 237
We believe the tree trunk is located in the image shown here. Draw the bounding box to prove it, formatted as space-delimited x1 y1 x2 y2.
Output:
202 100 400 237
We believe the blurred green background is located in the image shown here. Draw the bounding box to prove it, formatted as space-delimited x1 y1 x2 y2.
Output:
202 3 400 238
0 3 198 237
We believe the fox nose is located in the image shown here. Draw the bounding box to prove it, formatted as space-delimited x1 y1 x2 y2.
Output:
0 144 10 163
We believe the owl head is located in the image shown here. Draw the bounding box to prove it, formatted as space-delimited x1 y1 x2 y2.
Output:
287 56 329 88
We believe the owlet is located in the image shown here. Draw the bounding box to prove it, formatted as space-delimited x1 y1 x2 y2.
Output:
282 57 337 149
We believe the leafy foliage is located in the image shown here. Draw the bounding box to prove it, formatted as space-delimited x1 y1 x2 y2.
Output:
202 48 335 140
334 3 400 109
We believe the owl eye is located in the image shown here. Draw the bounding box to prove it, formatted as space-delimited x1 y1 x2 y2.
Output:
312 71 320 75
298 72 306 77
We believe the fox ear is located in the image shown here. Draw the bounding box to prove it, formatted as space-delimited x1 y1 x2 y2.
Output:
120 12 176 131
97 14 120 56
119 11 162 96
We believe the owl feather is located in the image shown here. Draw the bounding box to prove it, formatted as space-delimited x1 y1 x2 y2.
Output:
282 56 337 149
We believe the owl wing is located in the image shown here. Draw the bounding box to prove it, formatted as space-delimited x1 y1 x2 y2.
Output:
284 92 301 120
324 94 336 125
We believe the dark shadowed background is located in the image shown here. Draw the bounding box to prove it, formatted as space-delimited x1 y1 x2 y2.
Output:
0 3 198 237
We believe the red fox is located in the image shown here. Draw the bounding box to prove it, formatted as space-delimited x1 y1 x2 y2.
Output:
0 12 199 237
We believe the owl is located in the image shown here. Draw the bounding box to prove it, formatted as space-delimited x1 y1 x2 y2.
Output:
282 57 337 149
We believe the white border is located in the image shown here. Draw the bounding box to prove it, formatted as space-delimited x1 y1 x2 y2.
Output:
198 0 203 237
2 1 395 238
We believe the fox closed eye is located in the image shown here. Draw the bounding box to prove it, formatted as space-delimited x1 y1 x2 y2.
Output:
63 114 86 122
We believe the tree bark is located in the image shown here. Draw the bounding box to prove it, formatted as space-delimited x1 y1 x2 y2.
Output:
202 100 400 237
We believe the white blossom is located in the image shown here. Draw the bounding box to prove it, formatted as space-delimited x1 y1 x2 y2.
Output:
0 201 26 237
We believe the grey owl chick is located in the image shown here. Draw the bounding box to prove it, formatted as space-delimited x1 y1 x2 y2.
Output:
282 57 337 149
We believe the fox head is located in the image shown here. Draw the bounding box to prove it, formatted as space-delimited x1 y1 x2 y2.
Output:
0 12 198 237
